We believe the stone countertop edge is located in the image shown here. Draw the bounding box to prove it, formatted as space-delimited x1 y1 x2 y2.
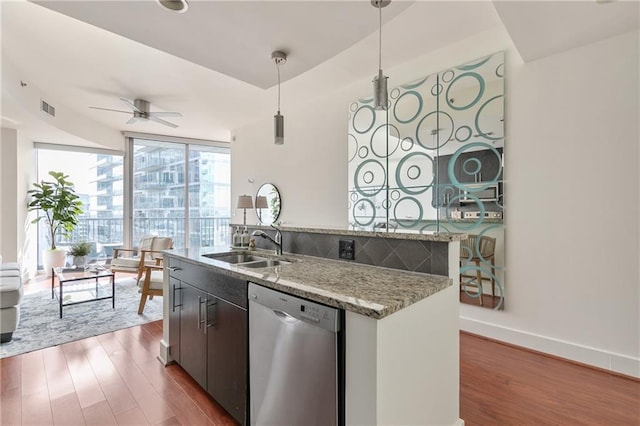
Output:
228 224 468 242
166 247 452 320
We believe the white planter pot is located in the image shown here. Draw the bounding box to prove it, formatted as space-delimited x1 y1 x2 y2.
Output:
43 249 67 277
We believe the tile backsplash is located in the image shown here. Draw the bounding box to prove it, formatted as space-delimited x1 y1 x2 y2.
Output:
244 227 449 276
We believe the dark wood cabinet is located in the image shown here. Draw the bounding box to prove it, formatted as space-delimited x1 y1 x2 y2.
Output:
166 255 247 425
207 296 247 423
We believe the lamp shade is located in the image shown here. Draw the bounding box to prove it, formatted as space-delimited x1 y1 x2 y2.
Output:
237 195 254 209
255 196 269 209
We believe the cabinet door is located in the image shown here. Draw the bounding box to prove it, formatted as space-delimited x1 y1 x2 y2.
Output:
179 283 208 389
476 147 502 182
207 297 247 424
168 277 182 363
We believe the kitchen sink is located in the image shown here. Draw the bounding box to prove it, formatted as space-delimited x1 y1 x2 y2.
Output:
239 259 292 269
202 252 267 264
202 251 293 268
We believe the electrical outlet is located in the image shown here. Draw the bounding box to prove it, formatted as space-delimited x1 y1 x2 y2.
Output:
339 239 355 260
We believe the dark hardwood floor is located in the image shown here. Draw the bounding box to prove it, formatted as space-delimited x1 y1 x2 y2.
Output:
2 274 638 425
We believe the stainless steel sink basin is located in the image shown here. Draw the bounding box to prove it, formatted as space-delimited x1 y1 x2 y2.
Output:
202 252 267 264
239 259 292 269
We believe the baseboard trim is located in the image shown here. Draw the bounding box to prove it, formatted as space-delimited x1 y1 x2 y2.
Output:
460 316 640 379
158 339 170 366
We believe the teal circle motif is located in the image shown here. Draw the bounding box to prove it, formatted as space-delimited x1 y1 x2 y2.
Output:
448 143 502 191
363 171 374 184
358 146 369 159
395 152 434 195
393 197 423 228
401 137 414 151
441 70 454 83
462 157 482 177
352 199 376 227
350 102 359 112
370 124 400 158
431 83 443 96
475 95 503 140
348 134 358 162
496 63 504 78
415 111 454 150
350 192 358 202
455 125 472 142
390 88 401 99
407 165 421 180
393 91 423 124
446 72 485 111
354 159 386 197
390 190 400 201
352 105 376 134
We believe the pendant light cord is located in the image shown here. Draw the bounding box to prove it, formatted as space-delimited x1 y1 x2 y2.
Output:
277 62 281 113
378 2 382 71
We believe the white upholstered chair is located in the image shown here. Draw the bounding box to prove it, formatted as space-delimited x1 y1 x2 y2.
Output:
110 236 173 283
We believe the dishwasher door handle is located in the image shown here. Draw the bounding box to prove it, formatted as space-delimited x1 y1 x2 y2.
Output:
272 309 299 323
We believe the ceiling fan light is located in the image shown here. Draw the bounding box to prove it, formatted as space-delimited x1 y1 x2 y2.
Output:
156 0 189 13
274 112 284 145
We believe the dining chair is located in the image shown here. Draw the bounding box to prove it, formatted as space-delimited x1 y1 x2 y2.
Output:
460 234 496 306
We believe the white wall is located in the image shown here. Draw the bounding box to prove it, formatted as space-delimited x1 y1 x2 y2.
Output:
232 28 640 377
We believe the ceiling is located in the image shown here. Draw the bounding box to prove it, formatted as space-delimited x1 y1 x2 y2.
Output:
1 0 637 146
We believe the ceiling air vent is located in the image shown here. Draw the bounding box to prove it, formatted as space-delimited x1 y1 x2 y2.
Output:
41 99 55 117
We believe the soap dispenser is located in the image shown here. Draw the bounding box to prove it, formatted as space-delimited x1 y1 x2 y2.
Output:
232 227 241 247
241 226 250 247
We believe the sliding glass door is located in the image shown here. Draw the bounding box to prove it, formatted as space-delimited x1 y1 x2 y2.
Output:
131 138 230 249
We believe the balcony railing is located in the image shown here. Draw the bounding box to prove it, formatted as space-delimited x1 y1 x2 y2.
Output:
38 216 230 266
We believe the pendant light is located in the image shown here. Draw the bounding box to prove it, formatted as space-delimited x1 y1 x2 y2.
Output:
272 50 287 145
372 0 390 110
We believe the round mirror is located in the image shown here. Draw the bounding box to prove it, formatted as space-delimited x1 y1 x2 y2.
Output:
255 183 281 225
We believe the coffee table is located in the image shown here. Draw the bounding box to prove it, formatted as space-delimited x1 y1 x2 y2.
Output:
51 267 115 318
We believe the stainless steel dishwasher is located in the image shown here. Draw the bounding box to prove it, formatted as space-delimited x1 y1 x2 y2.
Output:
248 282 343 426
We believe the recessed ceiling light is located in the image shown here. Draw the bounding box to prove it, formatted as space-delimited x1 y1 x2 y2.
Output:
156 0 189 13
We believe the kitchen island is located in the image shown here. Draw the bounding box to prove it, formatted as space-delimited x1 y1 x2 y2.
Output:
161 243 461 425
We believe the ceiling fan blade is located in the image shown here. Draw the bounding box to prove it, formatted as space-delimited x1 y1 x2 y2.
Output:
149 116 178 128
120 98 141 113
148 111 182 118
88 106 132 114
126 116 138 125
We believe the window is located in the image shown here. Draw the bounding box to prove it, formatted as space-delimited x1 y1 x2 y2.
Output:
130 137 230 249
34 144 124 267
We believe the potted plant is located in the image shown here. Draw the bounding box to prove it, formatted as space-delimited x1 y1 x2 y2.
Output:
27 171 84 276
68 241 92 268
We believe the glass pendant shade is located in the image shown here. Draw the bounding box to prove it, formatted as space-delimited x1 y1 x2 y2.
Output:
373 69 389 110
274 111 284 145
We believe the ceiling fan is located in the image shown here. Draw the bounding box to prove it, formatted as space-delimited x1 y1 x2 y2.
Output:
89 98 182 128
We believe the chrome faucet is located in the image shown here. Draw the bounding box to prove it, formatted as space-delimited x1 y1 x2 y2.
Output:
251 225 282 255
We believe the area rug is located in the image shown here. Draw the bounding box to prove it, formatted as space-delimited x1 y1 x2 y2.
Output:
0 278 163 359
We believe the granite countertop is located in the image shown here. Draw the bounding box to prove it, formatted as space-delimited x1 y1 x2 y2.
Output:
229 224 467 242
166 247 452 320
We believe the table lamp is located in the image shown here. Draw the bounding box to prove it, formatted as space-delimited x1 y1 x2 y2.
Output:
255 195 268 222
237 195 254 225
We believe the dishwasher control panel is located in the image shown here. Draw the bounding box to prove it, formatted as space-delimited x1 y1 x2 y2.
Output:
248 282 340 332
